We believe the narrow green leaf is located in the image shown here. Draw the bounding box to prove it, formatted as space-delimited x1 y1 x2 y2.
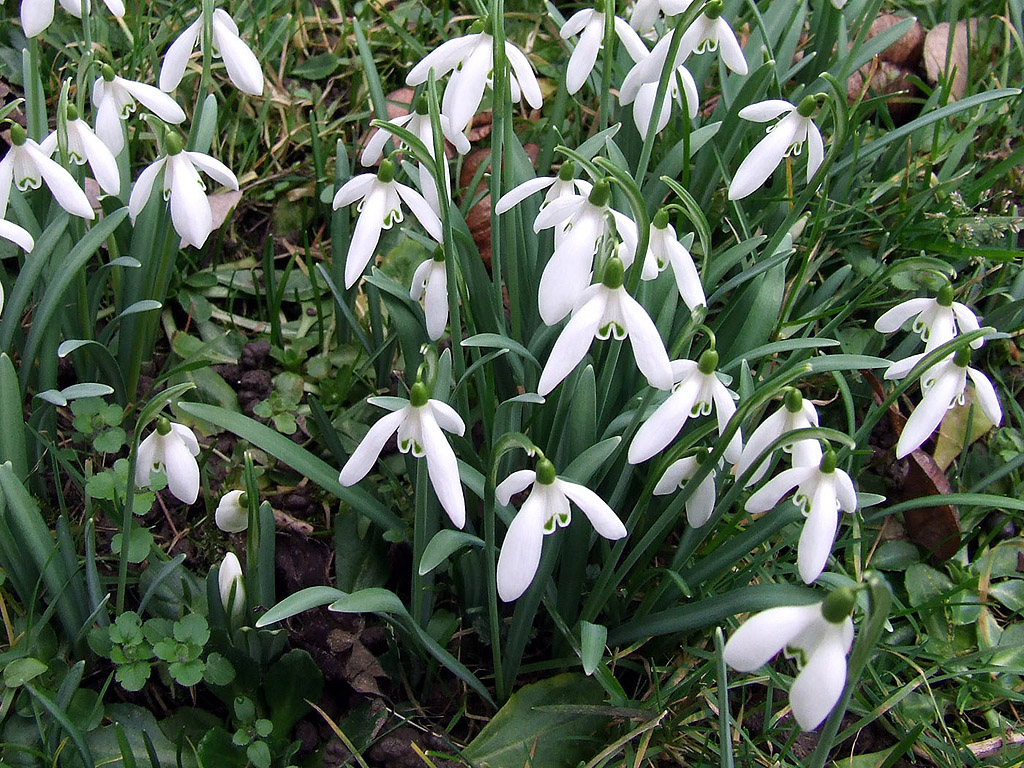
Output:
0 354 27 479
256 586 347 627
419 530 485 575
579 622 607 676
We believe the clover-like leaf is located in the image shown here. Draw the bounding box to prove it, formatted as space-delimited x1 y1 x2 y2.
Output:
115 660 152 692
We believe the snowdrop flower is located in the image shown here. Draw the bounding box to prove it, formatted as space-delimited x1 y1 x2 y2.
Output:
560 8 649 95
332 158 442 288
874 284 982 355
218 551 246 624
496 457 626 601
39 105 120 196
646 209 705 311
745 448 856 584
361 96 471 167
618 35 699 136
537 257 673 396
215 490 248 533
533 179 638 324
21 0 124 38
339 382 466 528
495 161 593 215
629 0 694 35
136 417 201 505
729 96 825 201
411 250 449 340
735 387 821 486
160 8 264 96
677 0 747 75
724 588 856 730
406 20 543 133
1 123 94 221
128 133 239 248
654 449 717 528
93 67 187 156
629 349 742 465
889 348 1001 460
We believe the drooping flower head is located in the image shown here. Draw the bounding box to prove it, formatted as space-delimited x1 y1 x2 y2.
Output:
533 179 639 324
729 95 825 201
215 490 249 533
628 0 695 35
619 34 700 136
645 208 705 311
410 249 449 341
39 104 120 197
332 158 443 288
886 346 1002 460
495 160 594 216
560 8 648 95
160 8 265 96
339 382 466 528
136 416 201 505
724 587 856 730
677 0 747 75
93 65 187 156
128 132 240 248
628 349 742 465
406 18 543 133
496 456 626 601
218 551 246 624
1 122 94 222
537 256 673 395
653 448 717 528
21 0 124 38
874 283 983 356
734 387 821 486
745 447 856 584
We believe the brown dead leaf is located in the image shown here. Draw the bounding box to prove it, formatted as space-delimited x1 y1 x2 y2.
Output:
209 190 242 230
846 14 925 121
866 372 961 561
923 20 977 100
870 14 925 68
932 388 999 470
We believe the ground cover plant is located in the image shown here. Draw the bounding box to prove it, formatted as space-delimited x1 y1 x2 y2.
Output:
0 0 1022 765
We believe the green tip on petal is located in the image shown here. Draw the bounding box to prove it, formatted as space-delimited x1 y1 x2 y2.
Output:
821 587 856 623
557 161 576 181
784 386 803 413
377 159 395 183
704 0 723 18
536 458 557 485
953 346 971 367
937 283 954 307
588 179 611 207
156 416 172 435
9 123 26 146
602 257 625 289
409 381 429 407
797 94 818 117
653 208 670 229
165 133 184 155
101 64 115 81
819 448 837 474
697 349 719 375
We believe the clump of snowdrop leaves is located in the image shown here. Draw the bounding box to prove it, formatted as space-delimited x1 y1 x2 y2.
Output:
745 446 856 584
406 17 542 134
724 587 856 730
1 122 95 222
129 133 239 249
496 456 626 602
136 417 202 505
332 158 442 288
21 0 124 38
93 66 187 156
160 7 265 96
729 95 826 201
339 381 466 529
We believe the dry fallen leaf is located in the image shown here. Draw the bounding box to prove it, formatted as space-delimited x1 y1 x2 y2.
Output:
923 20 977 100
209 190 242 230
932 388 998 470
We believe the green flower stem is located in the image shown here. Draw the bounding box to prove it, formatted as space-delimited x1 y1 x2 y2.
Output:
243 451 260 604
192 0 216 130
483 464 505 701
598 0 615 131
489 0 510 328
116 428 143 614
412 460 434 628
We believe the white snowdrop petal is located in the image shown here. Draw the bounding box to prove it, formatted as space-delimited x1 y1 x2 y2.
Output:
495 470 536 507
557 479 627 539
790 633 848 730
723 604 819 671
339 408 407 486
160 19 202 92
497 488 548 601
421 409 466 529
